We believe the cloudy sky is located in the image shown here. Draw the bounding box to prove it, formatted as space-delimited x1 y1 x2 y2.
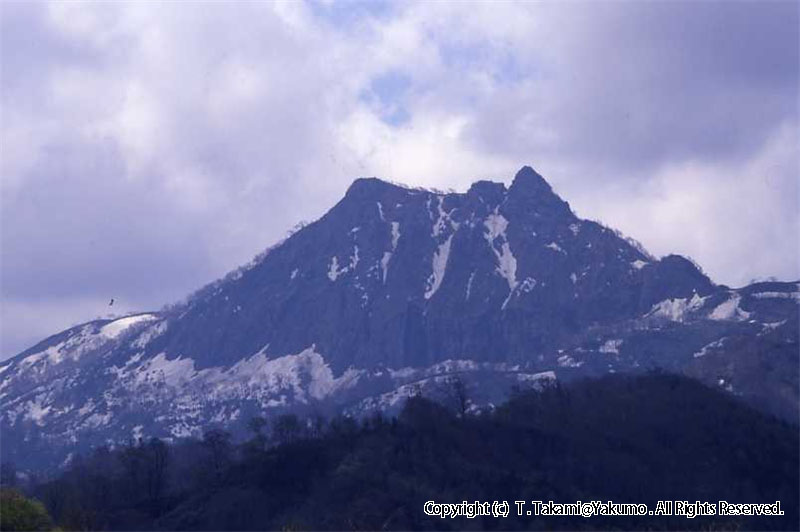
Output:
1 0 797 358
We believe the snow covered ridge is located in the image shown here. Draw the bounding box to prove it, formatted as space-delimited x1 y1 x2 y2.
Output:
109 346 365 408
0 314 163 392
351 366 556 414
751 291 800 301
101 314 159 339
388 358 537 380
644 289 776 323
2 345 367 439
2 345 563 444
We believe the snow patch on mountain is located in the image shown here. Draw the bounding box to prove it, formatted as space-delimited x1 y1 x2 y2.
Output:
391 221 401 249
760 320 786 335
495 242 518 288
39 346 369 441
380 253 391 284
516 371 556 383
118 346 362 410
354 367 556 413
381 221 401 283
82 411 112 429
388 366 417 380
387 359 530 383
483 211 517 306
327 247 359 282
134 353 197 387
484 211 508 241
599 339 622 355
694 338 725 358
425 235 453 299
77 400 95 416
328 256 343 281
355 381 424 410
752 291 800 301
465 271 476 300
518 277 537 294
4 320 156 391
424 197 459 299
101 314 158 339
131 320 168 348
430 196 457 237
25 395 52 426
558 354 583 368
427 359 480 374
647 293 707 322
709 293 751 321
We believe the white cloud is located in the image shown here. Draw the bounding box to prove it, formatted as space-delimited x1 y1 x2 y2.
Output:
1 0 796 357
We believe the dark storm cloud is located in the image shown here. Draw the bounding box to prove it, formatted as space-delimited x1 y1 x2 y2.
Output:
1 1 797 358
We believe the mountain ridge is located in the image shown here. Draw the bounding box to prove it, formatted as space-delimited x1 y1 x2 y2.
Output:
157 166 700 371
2 166 797 471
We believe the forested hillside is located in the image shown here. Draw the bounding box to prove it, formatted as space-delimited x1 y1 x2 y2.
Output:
3 373 797 531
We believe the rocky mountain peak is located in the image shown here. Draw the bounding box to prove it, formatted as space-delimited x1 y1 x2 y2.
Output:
503 166 574 223
509 165 551 195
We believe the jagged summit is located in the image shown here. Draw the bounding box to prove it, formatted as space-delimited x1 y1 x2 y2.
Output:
344 166 571 222
348 166 551 198
509 165 551 194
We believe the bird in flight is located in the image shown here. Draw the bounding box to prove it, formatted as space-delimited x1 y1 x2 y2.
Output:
109 298 115 307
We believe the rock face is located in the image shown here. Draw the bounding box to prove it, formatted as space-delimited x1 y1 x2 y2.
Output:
1 167 798 470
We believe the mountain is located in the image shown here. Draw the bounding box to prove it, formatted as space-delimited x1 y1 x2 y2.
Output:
2 166 798 470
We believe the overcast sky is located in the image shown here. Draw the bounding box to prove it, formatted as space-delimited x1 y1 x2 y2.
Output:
1 0 798 359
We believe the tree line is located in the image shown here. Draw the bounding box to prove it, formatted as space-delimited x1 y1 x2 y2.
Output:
1 372 797 530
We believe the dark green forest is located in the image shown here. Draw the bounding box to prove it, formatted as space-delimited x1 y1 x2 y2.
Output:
2 373 798 531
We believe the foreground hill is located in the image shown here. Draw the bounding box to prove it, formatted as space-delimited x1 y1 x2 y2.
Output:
24 374 800 531
1 167 798 470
